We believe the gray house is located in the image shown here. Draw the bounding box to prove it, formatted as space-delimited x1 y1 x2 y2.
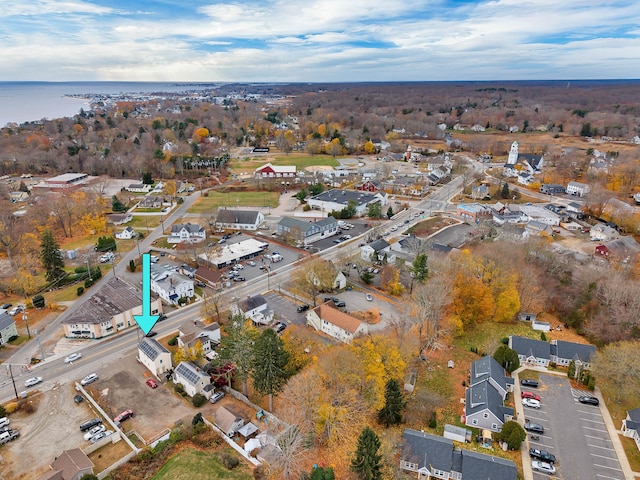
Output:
509 335 551 367
173 361 212 399
465 357 514 432
277 216 338 245
215 209 264 231
400 429 517 479
550 340 596 369
0 312 18 346
360 239 394 263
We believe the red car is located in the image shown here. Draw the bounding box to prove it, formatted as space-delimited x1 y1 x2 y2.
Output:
114 409 134 424
522 391 541 401
145 378 158 389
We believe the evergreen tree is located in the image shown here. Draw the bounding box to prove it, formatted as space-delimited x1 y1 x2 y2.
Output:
410 253 429 283
310 466 335 480
111 195 127 212
252 328 290 412
386 206 393 218
378 378 405 427
40 229 65 283
142 171 153 185
500 182 510 199
216 314 258 396
567 359 576 379
351 426 383 480
493 344 520 373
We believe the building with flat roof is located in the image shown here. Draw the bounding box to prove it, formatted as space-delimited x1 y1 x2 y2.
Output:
307 189 388 216
31 173 90 192
198 238 269 268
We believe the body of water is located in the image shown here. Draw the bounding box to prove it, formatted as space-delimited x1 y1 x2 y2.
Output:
0 82 218 127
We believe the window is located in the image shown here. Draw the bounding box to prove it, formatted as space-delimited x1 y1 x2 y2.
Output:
492 423 498 430
483 413 489 419
472 419 478 425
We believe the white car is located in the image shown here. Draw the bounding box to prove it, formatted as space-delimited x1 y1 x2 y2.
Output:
523 398 541 409
247 261 256 266
8 305 25 316
390 226 398 232
64 352 82 364
24 376 43 387
81 373 99 386
90 430 113 444
234 264 244 270
531 461 556 475
84 424 106 441
366 293 373 301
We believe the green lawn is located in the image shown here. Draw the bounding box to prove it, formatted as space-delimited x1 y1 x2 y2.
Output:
229 154 338 170
454 321 537 355
187 191 280 213
152 448 253 480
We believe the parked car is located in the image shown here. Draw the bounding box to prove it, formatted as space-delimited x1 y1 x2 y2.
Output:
0 303 11 310
521 391 541 401
531 460 556 475
145 379 158 389
158 314 168 322
145 330 158 337
195 281 207 288
524 422 544 434
578 395 599 406
247 261 256 266
74 394 84 404
521 378 539 388
296 304 310 313
366 293 373 301
210 391 225 404
64 352 82 363
233 276 245 282
84 425 106 441
114 409 134 424
81 373 99 386
530 448 556 463
274 322 287 334
522 398 541 409
8 305 25 316
90 430 113 444
24 376 43 387
79 418 102 432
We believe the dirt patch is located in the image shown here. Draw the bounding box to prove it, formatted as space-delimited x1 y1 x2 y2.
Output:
0 384 106 480
351 309 381 325
88 438 134 474
412 217 460 238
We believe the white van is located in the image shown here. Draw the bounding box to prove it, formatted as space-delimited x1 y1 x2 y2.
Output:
0 417 10 429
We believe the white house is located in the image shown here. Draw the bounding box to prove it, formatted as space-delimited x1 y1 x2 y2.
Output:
0 312 18 346
590 223 618 242
306 303 368 344
215 209 264 231
168 223 206 244
138 337 173 377
115 226 136 240
126 183 152 193
566 181 591 197
360 239 394 263
622 408 640 452
173 361 212 399
151 272 194 305
232 295 274 325
518 205 561 226
177 320 221 358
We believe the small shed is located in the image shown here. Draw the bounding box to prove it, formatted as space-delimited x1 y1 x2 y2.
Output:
237 422 259 439
444 424 472 443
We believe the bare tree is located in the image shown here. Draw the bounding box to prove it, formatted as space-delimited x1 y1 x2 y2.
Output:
594 341 640 403
411 278 453 357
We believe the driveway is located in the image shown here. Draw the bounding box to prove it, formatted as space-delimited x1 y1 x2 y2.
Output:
517 372 626 480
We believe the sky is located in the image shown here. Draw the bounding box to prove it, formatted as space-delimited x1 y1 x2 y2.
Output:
1 0 639 82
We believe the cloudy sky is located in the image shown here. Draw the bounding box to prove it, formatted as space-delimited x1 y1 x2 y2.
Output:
1 0 639 82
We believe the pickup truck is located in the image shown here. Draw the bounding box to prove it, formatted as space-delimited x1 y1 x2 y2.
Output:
529 448 556 463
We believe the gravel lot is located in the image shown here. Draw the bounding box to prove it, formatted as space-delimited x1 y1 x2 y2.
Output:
1 385 103 480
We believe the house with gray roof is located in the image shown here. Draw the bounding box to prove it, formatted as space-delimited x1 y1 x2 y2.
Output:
465 357 514 432
622 408 640 451
400 429 517 479
152 272 194 305
0 312 18 346
509 335 551 367
277 216 338 245
232 294 273 325
173 361 211 399
215 209 264 231
307 189 388 216
168 222 206 244
550 340 596 369
360 239 395 263
138 337 172 377
177 320 220 359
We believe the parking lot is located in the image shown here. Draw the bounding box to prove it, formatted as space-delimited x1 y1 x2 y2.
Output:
519 373 625 480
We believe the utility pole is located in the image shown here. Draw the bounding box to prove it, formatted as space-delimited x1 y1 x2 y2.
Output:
5 364 19 400
86 258 92 282
22 312 30 339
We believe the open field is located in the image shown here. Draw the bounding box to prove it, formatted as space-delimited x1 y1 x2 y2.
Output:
187 191 280 213
151 448 253 480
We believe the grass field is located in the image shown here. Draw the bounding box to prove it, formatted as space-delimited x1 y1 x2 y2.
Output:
152 448 253 480
229 154 338 170
187 191 280 213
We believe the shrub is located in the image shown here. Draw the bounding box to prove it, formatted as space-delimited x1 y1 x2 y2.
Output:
75 266 88 273
80 475 99 480
0 405 5 417
220 452 240 470
174 383 185 395
77 286 84 296
129 260 136 272
168 335 178 346
540 332 547 341
428 411 437 429
8 335 19 342
496 420 526 450
192 413 204 425
192 394 205 408
5 402 19 414
84 279 94 288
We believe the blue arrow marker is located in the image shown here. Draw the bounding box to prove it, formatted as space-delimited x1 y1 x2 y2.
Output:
134 253 159 335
